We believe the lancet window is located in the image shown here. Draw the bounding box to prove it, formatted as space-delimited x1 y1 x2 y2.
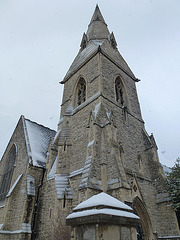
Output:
0 145 16 201
115 76 125 106
77 77 86 106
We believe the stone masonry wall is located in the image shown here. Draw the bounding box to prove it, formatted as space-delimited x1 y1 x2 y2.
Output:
56 50 180 237
0 117 32 239
34 44 180 239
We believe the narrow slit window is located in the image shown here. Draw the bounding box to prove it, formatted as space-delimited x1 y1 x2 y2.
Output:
63 191 66 208
115 76 124 106
64 140 67 151
138 154 142 170
122 106 128 124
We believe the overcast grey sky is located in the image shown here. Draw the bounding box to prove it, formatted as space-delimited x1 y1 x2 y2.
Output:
0 0 180 167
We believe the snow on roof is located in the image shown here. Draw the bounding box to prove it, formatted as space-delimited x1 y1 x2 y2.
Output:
6 174 23 197
23 117 56 168
69 168 83 178
74 192 132 211
63 40 104 82
67 192 139 221
66 208 139 220
63 38 135 83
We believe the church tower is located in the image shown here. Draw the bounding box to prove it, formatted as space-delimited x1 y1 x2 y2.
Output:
36 5 179 240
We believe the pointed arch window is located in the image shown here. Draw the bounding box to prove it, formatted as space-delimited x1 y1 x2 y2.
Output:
77 77 86 106
0 145 16 201
115 76 125 106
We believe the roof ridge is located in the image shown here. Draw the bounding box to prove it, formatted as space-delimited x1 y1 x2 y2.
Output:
24 117 56 133
22 115 56 168
22 116 33 165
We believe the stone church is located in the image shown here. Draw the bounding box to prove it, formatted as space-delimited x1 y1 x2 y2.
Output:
0 5 179 240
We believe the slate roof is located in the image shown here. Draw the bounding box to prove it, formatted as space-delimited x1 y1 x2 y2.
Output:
62 40 104 82
22 116 56 168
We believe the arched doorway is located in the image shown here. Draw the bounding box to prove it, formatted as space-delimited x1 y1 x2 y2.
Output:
133 196 153 240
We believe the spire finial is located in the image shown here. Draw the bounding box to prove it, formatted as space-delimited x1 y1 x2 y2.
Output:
87 5 110 41
89 4 106 25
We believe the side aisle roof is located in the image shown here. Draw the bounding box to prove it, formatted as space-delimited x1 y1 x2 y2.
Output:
22 116 56 168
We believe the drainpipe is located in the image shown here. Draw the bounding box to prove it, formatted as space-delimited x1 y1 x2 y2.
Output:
31 168 45 240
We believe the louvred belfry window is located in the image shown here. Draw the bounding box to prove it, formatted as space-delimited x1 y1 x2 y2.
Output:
0 145 16 201
77 77 86 106
115 76 124 106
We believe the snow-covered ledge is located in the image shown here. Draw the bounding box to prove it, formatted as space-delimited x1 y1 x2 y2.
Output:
66 192 140 240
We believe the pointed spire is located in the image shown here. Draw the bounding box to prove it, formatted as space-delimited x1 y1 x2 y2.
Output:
110 32 117 49
87 5 110 41
80 33 88 51
89 5 106 25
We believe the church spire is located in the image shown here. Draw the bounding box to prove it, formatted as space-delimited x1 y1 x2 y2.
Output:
89 5 106 24
87 5 110 41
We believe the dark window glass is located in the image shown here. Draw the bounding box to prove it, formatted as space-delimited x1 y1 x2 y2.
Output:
115 76 124 105
0 145 16 201
77 78 86 106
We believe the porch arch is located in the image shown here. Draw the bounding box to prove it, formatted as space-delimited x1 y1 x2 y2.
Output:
133 196 153 240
